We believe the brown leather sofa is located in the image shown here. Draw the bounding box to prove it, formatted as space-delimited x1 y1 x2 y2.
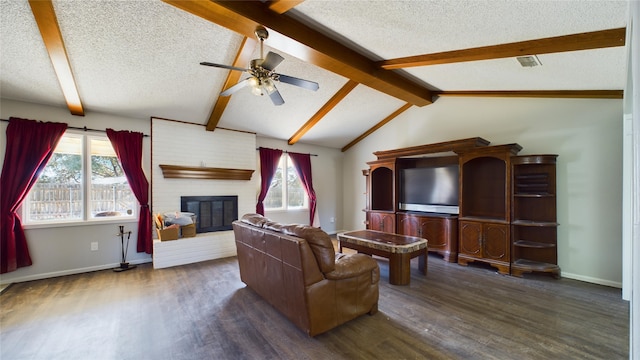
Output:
232 213 380 336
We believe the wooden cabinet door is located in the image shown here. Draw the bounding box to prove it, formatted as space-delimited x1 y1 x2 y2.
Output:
369 212 381 231
398 214 444 246
459 220 482 258
421 217 446 250
397 214 420 236
483 223 509 261
369 212 395 233
380 213 395 233
399 214 457 262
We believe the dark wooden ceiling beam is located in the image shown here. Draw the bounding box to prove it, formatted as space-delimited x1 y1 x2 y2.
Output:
289 80 358 145
29 0 84 116
206 36 257 131
268 0 305 14
341 103 413 152
380 27 626 69
161 0 433 107
434 90 623 99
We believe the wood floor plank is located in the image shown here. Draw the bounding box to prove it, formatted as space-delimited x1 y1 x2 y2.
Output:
0 255 628 359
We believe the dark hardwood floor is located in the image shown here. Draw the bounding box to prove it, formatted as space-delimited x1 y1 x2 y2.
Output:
0 253 629 360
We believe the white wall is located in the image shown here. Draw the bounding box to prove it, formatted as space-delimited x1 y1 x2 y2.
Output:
0 99 152 285
256 136 344 234
343 96 624 287
625 1 639 357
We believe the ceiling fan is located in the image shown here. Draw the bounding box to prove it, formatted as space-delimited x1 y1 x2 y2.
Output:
200 26 319 106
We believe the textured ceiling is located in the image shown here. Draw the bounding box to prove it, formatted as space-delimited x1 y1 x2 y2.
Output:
293 0 628 56
0 0 630 149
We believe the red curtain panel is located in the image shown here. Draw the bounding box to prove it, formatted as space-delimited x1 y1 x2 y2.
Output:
106 129 153 254
0 117 67 273
288 152 317 226
256 147 283 215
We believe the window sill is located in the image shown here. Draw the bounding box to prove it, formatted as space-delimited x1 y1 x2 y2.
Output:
23 217 139 230
264 208 309 214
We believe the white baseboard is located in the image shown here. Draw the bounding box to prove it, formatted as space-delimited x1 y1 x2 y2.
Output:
561 272 622 289
0 258 153 286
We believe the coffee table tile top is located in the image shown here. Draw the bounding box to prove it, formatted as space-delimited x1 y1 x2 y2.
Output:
338 230 427 254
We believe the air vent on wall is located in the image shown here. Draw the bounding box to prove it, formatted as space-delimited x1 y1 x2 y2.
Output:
516 55 542 67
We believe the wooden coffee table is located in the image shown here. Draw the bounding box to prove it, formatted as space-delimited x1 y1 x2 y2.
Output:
337 230 428 285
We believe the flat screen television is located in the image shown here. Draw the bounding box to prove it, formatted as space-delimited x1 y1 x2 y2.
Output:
399 164 459 214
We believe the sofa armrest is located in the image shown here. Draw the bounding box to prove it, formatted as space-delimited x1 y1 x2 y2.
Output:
324 253 378 280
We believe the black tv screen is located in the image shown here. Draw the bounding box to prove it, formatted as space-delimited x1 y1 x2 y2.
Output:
400 165 459 206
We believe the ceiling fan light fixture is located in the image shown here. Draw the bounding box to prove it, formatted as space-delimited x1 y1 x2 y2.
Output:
245 77 262 96
251 82 263 96
516 55 542 67
247 77 259 88
247 76 277 97
262 78 277 95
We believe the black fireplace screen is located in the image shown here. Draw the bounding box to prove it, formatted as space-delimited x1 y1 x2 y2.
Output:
180 196 238 233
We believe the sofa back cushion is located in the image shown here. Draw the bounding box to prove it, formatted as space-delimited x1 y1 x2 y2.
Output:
239 213 336 274
263 220 284 232
282 224 335 273
241 213 268 227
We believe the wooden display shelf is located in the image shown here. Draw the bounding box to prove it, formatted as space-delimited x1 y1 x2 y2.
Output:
513 193 554 198
364 138 561 280
511 154 558 165
511 259 560 278
512 220 559 227
159 164 254 180
459 216 508 224
513 240 557 248
515 174 548 179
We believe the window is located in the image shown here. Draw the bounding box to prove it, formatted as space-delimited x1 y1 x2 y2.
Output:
23 132 137 223
264 155 308 210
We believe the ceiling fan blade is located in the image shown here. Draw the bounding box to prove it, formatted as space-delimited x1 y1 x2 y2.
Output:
269 87 285 106
200 62 248 72
260 51 284 71
277 74 319 91
220 78 251 97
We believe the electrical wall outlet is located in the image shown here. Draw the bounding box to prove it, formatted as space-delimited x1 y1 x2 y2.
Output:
330 217 335 223
91 242 99 251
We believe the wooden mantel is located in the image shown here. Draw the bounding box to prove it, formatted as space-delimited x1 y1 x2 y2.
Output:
159 165 254 180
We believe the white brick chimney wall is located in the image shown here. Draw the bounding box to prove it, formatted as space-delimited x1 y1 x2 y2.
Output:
151 118 258 268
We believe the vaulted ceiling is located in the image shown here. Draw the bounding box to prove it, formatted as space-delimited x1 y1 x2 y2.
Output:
0 0 628 151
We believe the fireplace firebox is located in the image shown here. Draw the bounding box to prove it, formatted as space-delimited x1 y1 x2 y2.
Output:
180 196 238 233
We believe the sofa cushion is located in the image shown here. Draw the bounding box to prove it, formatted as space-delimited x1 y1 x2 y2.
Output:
263 220 284 232
282 224 335 273
325 253 379 280
241 213 268 227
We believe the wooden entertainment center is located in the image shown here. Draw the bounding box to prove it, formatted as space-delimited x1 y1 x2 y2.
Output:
363 137 560 278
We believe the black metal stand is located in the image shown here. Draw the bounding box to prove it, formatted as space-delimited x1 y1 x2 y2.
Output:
114 226 136 272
